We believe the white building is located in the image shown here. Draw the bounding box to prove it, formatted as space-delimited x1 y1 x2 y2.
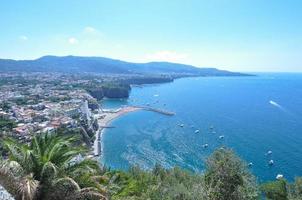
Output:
80 100 92 121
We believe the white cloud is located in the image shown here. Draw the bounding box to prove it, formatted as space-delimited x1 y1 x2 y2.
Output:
83 26 97 34
19 35 28 41
68 37 78 44
144 51 189 63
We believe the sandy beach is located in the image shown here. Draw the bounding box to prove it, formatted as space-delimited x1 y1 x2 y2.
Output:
93 106 142 157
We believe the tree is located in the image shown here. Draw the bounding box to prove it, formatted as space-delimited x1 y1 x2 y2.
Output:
261 179 288 200
288 177 302 200
0 132 107 200
204 148 259 200
262 177 302 200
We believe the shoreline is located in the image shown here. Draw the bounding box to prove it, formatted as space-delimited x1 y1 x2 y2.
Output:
93 106 142 157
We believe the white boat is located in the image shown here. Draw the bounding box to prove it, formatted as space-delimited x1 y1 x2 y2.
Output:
202 144 208 148
248 162 253 167
179 124 184 128
267 150 273 155
195 129 200 134
219 135 224 139
269 160 274 165
276 174 283 179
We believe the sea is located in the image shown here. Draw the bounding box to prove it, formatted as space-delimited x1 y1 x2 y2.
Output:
100 73 302 182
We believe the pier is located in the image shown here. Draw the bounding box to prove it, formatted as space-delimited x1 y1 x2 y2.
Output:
135 106 175 116
99 125 116 128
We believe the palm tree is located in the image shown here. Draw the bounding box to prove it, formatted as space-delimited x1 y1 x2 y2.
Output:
0 132 107 200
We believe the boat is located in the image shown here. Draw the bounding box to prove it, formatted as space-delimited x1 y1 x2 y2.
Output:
267 150 273 155
269 160 274 165
276 174 283 180
179 124 184 128
195 129 200 134
219 135 224 139
202 144 208 148
248 162 253 167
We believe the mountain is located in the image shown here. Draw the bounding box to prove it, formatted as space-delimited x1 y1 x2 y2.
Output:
0 55 249 76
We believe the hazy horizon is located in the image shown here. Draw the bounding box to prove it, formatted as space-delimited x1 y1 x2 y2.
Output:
1 0 301 72
1 54 302 73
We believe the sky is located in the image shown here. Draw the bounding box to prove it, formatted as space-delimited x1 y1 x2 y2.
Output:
0 0 301 72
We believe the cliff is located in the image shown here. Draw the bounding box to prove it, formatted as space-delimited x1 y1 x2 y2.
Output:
87 84 131 100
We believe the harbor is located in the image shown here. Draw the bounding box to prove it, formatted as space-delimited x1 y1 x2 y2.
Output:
93 106 175 157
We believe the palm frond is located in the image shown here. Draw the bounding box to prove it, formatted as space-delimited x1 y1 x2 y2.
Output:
17 173 39 200
40 161 58 183
0 160 20 198
46 177 81 200
69 187 107 200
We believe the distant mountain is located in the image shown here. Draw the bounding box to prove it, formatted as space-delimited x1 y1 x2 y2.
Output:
0 55 249 76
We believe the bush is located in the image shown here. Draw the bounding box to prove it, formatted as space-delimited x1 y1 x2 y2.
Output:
204 148 259 200
261 179 288 200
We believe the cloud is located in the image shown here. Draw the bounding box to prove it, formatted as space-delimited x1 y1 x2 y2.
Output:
83 26 98 34
19 35 28 41
144 51 189 63
68 37 78 44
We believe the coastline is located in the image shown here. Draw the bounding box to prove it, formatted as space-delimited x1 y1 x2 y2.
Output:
93 106 142 157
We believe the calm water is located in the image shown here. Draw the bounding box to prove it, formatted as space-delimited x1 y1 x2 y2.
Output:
101 73 302 182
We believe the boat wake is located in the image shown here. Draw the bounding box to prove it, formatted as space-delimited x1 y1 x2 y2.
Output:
269 100 282 108
269 100 288 113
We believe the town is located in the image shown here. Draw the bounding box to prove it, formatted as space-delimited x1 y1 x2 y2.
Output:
0 72 105 153
0 72 176 156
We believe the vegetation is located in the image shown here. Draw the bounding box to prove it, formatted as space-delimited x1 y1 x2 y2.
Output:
0 132 107 200
261 177 302 200
1 133 302 200
204 148 259 200
0 101 11 112
0 116 16 131
86 83 131 100
105 149 259 200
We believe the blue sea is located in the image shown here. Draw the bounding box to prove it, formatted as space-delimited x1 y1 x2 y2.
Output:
101 73 302 182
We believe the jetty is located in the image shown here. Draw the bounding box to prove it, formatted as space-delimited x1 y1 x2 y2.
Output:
135 106 175 116
99 125 116 128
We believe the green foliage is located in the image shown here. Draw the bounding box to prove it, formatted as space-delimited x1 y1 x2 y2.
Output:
3 132 302 200
100 148 261 200
288 177 302 200
106 165 203 200
0 101 11 111
262 177 302 200
0 132 107 200
13 97 30 105
204 148 259 200
261 179 288 200
0 116 16 131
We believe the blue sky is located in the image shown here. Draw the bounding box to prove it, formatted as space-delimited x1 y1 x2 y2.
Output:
0 0 301 72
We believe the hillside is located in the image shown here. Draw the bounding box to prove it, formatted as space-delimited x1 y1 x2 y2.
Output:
0 55 249 76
